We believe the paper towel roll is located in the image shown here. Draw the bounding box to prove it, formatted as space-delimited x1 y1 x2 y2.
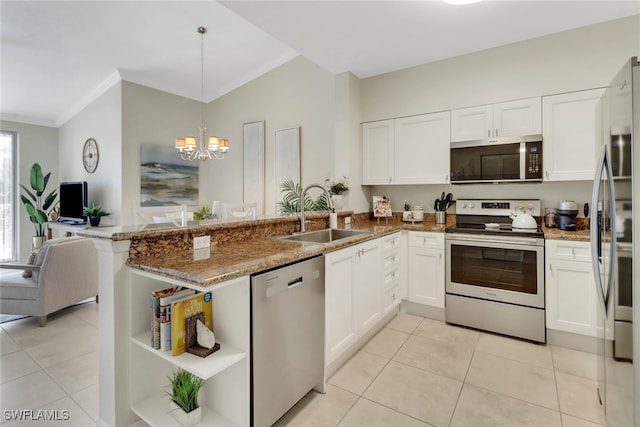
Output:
329 212 338 229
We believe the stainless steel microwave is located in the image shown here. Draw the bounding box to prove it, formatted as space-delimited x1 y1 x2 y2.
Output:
450 136 543 184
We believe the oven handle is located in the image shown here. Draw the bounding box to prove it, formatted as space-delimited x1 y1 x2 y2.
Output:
446 234 544 247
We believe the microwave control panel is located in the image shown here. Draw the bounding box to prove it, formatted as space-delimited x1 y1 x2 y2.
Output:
525 141 543 179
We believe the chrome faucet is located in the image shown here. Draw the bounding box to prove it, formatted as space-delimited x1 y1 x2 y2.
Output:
300 183 333 233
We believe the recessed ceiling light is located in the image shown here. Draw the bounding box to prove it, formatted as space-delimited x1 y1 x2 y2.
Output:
443 0 483 5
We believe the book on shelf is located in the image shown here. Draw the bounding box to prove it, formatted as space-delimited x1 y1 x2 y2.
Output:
159 288 196 352
171 292 214 356
150 286 181 349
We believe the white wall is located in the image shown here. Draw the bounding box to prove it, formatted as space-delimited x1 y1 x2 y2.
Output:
1 120 58 259
359 15 640 213
205 56 335 215
58 83 122 226
121 81 201 224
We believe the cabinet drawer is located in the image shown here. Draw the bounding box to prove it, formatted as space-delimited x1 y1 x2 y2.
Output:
409 232 444 248
382 283 401 307
383 267 401 289
546 240 591 262
383 249 401 272
382 232 402 252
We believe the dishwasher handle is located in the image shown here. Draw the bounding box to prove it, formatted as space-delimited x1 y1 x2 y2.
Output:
288 276 304 288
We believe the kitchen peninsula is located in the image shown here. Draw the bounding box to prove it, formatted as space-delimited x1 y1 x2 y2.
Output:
78 212 449 427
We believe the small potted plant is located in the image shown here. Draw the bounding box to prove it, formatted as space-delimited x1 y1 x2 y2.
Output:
403 201 412 221
166 369 204 427
83 203 110 227
193 206 215 220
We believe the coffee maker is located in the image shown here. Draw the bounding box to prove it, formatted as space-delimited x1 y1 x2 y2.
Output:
558 200 578 231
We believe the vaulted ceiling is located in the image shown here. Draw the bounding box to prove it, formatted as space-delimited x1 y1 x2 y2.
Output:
1 1 638 127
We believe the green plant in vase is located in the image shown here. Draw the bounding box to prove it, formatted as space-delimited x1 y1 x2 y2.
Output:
83 203 110 227
166 369 204 427
20 163 57 249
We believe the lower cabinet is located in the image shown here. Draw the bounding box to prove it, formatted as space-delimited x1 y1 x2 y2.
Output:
325 238 382 365
128 271 250 427
545 240 600 337
407 232 445 308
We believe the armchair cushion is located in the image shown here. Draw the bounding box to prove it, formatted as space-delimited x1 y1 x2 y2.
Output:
22 251 37 278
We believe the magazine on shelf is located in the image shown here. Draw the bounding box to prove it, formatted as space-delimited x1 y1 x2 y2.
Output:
171 292 214 356
150 286 181 349
159 288 196 352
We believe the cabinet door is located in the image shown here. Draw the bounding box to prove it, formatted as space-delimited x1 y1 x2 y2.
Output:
394 112 450 184
363 120 394 185
545 258 599 337
542 88 605 181
408 246 445 308
451 104 492 142
493 97 541 138
355 241 382 336
325 247 358 364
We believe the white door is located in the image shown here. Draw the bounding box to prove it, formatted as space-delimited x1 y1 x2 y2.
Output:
493 97 541 138
394 112 450 184
542 88 605 181
355 241 382 336
546 259 599 337
408 246 445 308
451 104 492 142
363 120 394 185
325 247 357 364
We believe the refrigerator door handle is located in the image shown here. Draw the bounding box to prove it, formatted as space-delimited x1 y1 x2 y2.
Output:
591 146 617 313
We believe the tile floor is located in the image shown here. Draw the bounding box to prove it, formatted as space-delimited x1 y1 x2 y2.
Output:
275 313 607 427
0 301 98 426
0 307 605 427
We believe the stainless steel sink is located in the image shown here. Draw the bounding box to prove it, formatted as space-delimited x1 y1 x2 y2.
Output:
277 228 371 244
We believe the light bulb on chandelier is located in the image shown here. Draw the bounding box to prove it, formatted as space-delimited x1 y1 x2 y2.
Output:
175 27 229 161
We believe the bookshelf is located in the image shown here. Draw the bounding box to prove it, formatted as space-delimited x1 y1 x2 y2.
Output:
129 270 250 426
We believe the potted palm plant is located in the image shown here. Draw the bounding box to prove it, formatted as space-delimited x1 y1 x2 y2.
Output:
166 369 204 427
20 163 57 250
83 203 110 226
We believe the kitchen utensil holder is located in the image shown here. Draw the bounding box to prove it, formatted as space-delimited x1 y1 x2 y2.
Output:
436 211 446 224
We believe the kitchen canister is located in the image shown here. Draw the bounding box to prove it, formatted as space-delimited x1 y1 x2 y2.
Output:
412 206 424 221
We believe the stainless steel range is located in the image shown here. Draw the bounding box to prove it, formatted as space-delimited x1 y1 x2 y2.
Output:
445 199 545 343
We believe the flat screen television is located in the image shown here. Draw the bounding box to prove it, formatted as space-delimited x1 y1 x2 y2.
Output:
58 181 88 224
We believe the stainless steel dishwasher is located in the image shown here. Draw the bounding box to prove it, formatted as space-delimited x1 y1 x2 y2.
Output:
251 255 325 427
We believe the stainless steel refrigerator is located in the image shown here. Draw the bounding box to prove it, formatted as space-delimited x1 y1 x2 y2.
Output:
592 56 638 427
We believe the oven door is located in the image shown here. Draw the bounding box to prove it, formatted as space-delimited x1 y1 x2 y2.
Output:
446 234 545 308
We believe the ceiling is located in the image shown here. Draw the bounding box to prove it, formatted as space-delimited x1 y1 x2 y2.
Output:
2 1 639 127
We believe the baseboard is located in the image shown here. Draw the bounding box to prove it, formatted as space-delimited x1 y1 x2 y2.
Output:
546 328 610 355
401 300 445 321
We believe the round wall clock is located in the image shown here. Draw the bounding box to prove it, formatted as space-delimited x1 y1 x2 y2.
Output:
82 138 99 173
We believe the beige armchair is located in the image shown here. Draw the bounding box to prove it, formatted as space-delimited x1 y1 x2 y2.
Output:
0 237 98 326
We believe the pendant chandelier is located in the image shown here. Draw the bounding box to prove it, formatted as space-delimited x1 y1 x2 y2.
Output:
175 27 229 161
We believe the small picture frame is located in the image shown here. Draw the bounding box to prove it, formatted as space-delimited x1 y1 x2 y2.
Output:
373 196 392 218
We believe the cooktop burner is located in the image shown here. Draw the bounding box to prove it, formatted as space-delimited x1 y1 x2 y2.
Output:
446 199 544 239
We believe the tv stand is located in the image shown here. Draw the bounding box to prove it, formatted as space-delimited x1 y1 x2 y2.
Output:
47 222 89 239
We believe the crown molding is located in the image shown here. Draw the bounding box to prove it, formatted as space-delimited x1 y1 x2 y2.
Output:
0 113 57 128
55 70 122 127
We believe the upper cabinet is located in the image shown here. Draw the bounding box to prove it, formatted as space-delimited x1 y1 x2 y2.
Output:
542 88 605 181
363 112 450 185
451 97 542 142
362 119 395 185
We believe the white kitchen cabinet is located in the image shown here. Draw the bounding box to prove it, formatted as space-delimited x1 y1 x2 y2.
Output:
325 238 381 365
542 88 606 181
362 120 394 185
545 240 600 337
394 112 450 184
362 112 450 185
129 271 250 427
407 232 445 308
381 232 404 315
451 97 541 142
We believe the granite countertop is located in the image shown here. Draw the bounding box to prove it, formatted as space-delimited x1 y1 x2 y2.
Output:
124 216 450 287
95 213 590 288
